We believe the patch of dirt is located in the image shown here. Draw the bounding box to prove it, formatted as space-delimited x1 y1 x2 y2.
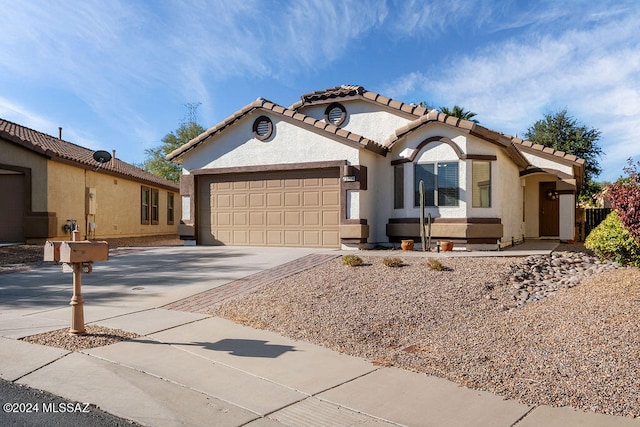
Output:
21 325 140 352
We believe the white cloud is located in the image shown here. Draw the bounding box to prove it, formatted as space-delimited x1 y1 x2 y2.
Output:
385 4 640 181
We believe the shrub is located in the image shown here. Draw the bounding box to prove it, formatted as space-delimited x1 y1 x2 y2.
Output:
342 254 363 267
426 258 445 271
383 257 404 267
607 158 640 242
585 210 640 267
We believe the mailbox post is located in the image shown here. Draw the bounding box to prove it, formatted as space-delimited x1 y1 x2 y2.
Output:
44 230 109 336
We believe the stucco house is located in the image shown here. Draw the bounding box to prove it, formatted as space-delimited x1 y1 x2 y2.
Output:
1 118 180 243
168 85 584 249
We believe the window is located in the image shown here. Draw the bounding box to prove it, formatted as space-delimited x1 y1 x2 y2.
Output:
437 162 459 206
414 163 435 206
151 189 159 224
167 192 175 225
394 165 404 209
141 186 150 224
414 162 459 207
472 161 491 208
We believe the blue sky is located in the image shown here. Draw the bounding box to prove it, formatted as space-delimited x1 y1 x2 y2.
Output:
1 0 639 182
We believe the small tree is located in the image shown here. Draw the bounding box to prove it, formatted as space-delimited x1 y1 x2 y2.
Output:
607 158 640 242
524 109 603 202
140 103 205 183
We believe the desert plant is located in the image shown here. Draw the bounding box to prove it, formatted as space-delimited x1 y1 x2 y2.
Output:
426 258 445 271
585 210 640 267
383 257 404 267
342 254 364 267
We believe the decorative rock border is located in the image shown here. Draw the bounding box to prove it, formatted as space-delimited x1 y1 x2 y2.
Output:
504 251 619 310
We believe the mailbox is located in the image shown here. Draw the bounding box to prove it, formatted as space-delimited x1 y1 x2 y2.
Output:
44 241 63 262
59 241 109 263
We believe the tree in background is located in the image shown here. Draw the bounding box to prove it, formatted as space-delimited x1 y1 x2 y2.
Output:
140 103 205 183
607 158 640 241
439 105 479 123
524 109 603 203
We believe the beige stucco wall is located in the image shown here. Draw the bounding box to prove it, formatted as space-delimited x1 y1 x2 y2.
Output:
495 150 525 243
0 140 48 211
47 161 179 239
181 111 362 172
298 100 413 144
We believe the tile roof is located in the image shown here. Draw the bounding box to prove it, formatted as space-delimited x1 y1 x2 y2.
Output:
166 98 389 161
0 118 178 190
291 85 430 118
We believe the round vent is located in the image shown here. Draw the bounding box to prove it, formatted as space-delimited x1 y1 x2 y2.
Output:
324 103 346 127
253 116 273 141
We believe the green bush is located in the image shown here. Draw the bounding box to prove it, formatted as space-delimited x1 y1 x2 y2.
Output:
383 257 404 268
342 254 364 267
585 211 640 267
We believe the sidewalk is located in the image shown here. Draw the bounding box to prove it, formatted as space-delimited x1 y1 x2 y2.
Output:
1 246 638 426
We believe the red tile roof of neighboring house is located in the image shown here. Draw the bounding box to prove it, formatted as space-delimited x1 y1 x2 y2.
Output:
166 98 389 161
0 118 178 190
291 85 430 118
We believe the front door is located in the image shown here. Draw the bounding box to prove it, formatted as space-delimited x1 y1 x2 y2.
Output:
539 182 559 236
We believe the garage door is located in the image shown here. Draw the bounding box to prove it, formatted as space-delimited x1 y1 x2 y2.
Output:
198 169 340 247
0 173 25 242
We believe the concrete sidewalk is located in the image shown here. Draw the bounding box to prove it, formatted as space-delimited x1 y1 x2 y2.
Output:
1 246 638 426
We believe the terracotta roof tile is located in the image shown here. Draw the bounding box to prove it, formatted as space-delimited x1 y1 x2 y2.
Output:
0 118 178 190
167 98 389 161
293 85 430 119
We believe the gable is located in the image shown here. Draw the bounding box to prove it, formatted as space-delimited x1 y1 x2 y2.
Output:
180 110 365 171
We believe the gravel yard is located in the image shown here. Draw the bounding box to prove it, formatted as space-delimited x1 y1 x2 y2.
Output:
212 253 640 418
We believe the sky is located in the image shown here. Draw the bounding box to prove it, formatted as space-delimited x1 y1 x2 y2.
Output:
1 0 639 183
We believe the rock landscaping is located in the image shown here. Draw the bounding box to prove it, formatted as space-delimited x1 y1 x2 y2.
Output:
505 251 619 309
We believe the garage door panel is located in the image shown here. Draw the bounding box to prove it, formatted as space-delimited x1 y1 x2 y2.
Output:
217 212 232 226
303 230 320 246
233 212 248 226
267 193 282 207
284 230 301 245
233 194 248 208
322 231 340 246
322 211 339 226
217 194 232 208
233 230 248 244
322 191 339 206
249 193 265 208
284 192 300 207
249 230 265 244
303 191 320 206
284 211 301 226
199 168 340 247
304 211 320 226
266 230 282 245
249 212 264 226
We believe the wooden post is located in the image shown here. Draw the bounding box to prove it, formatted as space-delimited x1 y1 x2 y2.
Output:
69 230 85 336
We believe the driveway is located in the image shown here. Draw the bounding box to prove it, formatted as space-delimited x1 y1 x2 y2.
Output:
0 245 331 339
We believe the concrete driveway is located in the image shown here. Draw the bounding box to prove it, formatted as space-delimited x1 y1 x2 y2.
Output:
0 245 330 339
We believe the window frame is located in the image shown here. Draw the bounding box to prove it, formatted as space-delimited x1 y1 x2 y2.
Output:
414 161 459 207
167 192 175 225
472 160 492 208
141 186 150 225
151 188 159 225
393 164 404 209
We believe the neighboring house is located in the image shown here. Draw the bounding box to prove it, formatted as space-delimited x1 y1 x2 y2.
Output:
0 118 180 243
168 85 584 249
